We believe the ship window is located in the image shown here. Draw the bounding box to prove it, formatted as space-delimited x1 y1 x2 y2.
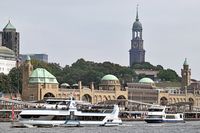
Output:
52 115 69 120
20 115 48 119
166 115 175 119
20 115 32 119
147 115 162 118
180 114 182 118
76 116 105 121
148 109 163 112
103 109 113 113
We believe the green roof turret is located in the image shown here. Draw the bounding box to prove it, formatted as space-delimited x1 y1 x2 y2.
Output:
3 20 16 30
25 55 31 61
29 68 58 84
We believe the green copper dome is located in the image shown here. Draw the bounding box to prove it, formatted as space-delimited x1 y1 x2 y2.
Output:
139 77 154 84
61 83 70 87
29 68 58 84
101 74 119 81
61 83 70 88
3 20 16 30
72 83 78 87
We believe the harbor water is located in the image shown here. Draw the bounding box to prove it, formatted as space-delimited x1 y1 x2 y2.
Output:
1 121 200 133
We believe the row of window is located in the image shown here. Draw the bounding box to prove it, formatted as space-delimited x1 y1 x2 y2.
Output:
20 115 105 121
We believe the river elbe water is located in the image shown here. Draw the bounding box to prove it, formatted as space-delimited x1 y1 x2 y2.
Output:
1 121 200 133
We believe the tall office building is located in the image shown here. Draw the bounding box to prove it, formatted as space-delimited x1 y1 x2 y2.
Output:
129 6 145 66
20 54 48 63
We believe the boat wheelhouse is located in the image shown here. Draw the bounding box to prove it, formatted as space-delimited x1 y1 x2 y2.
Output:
18 98 122 127
144 105 184 123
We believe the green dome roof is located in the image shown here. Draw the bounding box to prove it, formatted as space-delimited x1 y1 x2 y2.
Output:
29 68 58 84
3 20 16 30
25 55 31 61
61 83 70 87
0 46 15 57
72 83 78 86
139 78 154 84
101 74 119 81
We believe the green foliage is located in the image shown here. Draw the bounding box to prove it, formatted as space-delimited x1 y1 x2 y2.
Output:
156 65 164 70
131 62 180 82
31 59 63 83
2 59 180 94
0 73 11 93
0 66 23 94
132 62 159 70
66 58 136 85
8 67 22 93
157 69 180 82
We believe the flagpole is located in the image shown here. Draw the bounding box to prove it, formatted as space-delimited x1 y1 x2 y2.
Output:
11 94 15 121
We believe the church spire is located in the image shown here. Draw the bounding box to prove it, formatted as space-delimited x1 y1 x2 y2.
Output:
130 4 145 66
183 58 188 66
136 4 139 21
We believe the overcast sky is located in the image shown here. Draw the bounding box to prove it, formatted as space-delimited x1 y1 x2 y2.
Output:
0 0 200 80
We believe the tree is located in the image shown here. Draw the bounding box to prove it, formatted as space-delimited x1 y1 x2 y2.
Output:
0 73 11 93
132 62 157 70
8 67 22 93
158 69 180 82
5 58 181 94
156 65 164 70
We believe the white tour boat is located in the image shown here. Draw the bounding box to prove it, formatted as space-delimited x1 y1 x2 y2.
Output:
144 105 184 123
17 98 122 127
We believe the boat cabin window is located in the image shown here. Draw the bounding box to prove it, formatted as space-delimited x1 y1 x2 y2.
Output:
166 115 175 119
147 115 162 118
148 109 163 112
180 114 183 118
46 100 69 105
20 115 48 119
46 100 61 104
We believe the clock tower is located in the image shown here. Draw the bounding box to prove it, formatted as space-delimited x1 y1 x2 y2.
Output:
129 6 145 66
181 58 191 88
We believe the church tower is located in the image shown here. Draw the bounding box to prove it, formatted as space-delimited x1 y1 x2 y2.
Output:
2 21 20 58
129 6 145 66
181 58 191 88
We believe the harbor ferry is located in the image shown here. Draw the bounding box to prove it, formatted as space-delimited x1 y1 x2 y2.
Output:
144 105 184 123
17 98 122 127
